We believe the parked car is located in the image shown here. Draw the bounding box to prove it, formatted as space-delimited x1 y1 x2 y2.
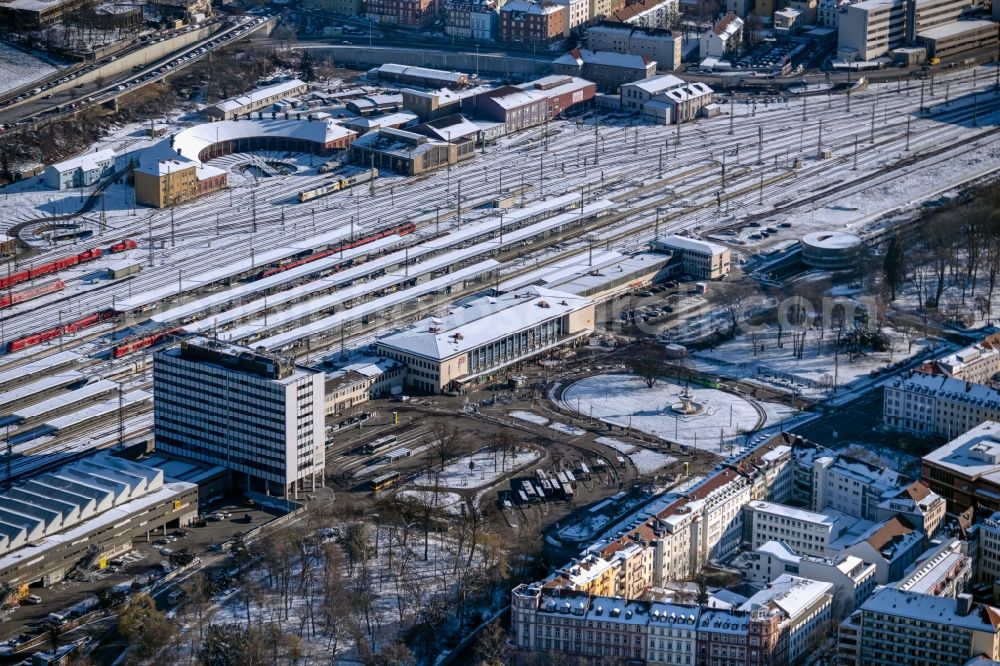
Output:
24 595 41 605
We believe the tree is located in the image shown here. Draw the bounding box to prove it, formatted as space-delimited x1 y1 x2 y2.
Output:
883 236 907 301
117 593 177 665
710 281 759 339
628 340 666 388
298 50 317 82
199 623 268 666
695 575 709 606
430 423 463 472
476 621 508 666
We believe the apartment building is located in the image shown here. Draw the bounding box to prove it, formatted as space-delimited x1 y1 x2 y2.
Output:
499 0 567 44
552 0 590 29
587 23 683 70
890 539 973 599
366 0 438 26
611 0 680 28
651 235 731 279
884 372 1000 439
739 542 878 619
976 511 1000 591
930 334 1000 384
446 0 499 38
876 480 947 538
847 588 1000 666
153 337 326 498
740 575 834 663
800 446 906 521
699 12 744 59
921 421 1000 513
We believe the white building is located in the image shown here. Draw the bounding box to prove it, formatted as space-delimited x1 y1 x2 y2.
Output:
208 78 309 120
884 372 1000 438
837 0 976 60
744 501 842 557
933 336 1000 385
153 337 325 498
376 286 595 394
806 449 905 521
652 234 732 279
738 574 834 662
739 541 878 619
699 12 744 59
43 149 115 190
587 23 684 71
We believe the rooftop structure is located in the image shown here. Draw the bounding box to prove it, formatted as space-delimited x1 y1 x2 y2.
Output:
208 79 308 120
922 421 1000 513
370 63 469 89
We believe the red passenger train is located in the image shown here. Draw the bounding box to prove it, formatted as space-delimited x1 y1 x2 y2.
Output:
256 222 417 280
0 280 64 310
0 239 136 292
111 328 180 358
6 309 116 353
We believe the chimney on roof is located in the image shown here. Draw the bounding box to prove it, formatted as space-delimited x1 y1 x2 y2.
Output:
957 593 973 616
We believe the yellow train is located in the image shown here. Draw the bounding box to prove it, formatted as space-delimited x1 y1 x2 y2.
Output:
298 168 379 203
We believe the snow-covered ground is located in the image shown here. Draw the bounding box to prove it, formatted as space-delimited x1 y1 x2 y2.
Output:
690 322 933 398
0 41 59 95
397 489 465 515
509 410 549 426
562 374 794 454
411 447 539 490
549 421 586 437
594 437 678 474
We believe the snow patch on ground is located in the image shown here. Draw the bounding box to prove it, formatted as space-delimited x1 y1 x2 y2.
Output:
549 421 586 437
0 41 58 95
594 437 636 454
411 447 539 490
509 410 549 426
629 449 678 474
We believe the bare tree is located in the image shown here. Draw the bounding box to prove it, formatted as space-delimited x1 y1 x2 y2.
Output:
430 423 463 472
628 340 666 388
710 281 759 338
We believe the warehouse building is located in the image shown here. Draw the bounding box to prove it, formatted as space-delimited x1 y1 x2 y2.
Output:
207 79 309 121
516 75 597 116
44 149 116 190
0 453 197 593
917 19 999 58
462 85 550 132
350 127 476 175
153 337 326 499
376 286 595 393
552 48 656 91
369 63 469 89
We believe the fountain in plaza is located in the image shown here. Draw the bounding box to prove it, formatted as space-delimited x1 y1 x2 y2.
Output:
670 385 704 416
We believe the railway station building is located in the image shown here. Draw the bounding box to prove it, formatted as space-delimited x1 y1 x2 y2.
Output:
153 337 326 499
0 453 197 594
375 286 595 393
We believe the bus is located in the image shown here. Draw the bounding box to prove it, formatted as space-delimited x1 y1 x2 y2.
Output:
362 435 398 455
370 472 400 492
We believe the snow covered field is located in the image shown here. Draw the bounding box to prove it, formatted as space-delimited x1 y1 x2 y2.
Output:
690 323 933 398
509 410 549 426
562 374 794 454
411 447 539 490
0 41 59 95
594 436 677 474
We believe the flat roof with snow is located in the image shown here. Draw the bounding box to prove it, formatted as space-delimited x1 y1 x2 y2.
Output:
377 286 593 361
655 234 729 256
48 148 115 173
214 79 307 113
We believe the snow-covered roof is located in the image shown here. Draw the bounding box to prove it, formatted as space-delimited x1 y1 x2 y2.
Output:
748 500 836 527
802 230 862 250
655 234 729 256
134 119 355 178
923 420 1000 478
483 86 548 110
919 19 999 40
501 0 563 13
344 112 418 131
415 114 483 141
623 74 686 94
861 587 1000 633
558 48 652 69
0 351 80 389
376 64 466 84
757 539 801 563
377 286 593 361
699 608 750 634
518 76 595 100
739 574 832 619
214 79 307 113
48 148 115 174
894 539 967 595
